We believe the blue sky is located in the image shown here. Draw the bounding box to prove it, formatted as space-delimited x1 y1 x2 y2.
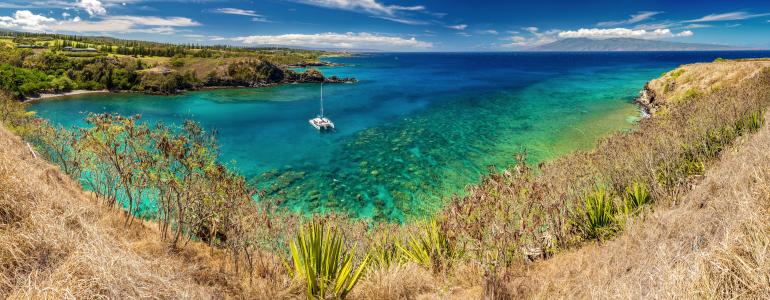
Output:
0 0 769 51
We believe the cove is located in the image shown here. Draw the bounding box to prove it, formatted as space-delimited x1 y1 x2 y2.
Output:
29 51 770 222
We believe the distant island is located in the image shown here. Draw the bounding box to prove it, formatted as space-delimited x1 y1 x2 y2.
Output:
530 38 754 52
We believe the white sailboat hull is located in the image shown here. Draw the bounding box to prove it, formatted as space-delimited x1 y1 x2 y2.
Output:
309 117 335 130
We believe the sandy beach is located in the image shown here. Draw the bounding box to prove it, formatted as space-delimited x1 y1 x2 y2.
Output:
26 90 111 102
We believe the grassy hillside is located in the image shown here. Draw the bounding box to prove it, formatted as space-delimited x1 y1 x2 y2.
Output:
0 123 269 298
508 110 770 298
0 58 769 299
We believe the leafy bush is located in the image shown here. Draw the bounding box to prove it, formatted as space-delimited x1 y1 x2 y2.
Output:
0 64 51 98
286 222 369 299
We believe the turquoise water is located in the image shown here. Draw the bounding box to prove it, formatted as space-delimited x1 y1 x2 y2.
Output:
30 51 770 221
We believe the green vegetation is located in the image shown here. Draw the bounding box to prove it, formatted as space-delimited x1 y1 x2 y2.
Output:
398 221 460 272
623 182 651 215
0 43 769 298
3 30 326 60
0 31 335 99
578 187 617 240
286 222 369 299
670 68 686 79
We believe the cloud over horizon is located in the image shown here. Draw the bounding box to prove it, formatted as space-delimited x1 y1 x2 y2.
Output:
559 28 693 39
0 9 200 35
232 32 433 50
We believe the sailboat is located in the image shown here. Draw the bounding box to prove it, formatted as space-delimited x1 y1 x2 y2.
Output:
309 82 335 131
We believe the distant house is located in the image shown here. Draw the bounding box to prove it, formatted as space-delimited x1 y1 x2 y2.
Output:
63 46 98 52
16 44 44 49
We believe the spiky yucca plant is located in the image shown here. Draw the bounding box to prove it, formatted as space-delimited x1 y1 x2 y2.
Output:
286 222 369 299
398 220 459 272
623 182 652 215
581 186 617 240
369 235 402 268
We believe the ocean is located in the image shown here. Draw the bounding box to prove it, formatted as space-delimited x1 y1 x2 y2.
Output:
29 51 770 221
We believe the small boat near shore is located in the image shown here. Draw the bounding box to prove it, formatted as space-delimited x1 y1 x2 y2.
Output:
309 82 335 131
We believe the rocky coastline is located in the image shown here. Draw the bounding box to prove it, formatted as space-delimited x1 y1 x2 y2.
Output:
286 61 343 68
635 82 659 117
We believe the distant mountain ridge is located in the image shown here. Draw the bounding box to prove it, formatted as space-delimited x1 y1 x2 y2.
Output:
530 38 753 52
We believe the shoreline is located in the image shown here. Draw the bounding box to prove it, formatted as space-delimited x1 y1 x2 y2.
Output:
23 78 354 103
26 90 111 102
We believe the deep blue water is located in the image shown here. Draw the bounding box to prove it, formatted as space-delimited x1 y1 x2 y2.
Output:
29 51 770 221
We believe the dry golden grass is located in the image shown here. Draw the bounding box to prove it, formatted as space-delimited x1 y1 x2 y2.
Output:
502 71 770 299
351 263 436 299
2 58 770 299
644 59 770 112
0 123 297 299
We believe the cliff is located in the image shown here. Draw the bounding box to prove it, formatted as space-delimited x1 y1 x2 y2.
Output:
637 59 770 114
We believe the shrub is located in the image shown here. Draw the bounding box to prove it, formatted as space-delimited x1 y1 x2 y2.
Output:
579 187 617 240
286 222 369 299
735 110 765 135
398 220 460 272
670 68 686 79
623 182 651 215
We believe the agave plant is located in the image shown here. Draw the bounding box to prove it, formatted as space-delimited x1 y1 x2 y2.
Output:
581 186 617 240
286 222 370 299
623 181 652 215
369 234 402 268
398 220 459 272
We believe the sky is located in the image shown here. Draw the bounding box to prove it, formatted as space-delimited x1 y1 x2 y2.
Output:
0 0 769 51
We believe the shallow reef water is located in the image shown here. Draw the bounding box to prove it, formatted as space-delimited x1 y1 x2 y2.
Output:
30 51 770 221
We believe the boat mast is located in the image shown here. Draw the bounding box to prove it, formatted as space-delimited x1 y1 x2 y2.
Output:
320 82 324 118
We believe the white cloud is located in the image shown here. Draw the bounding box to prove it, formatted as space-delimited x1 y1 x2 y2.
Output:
447 24 467 30
293 0 423 16
183 34 224 41
101 15 200 27
686 11 770 22
214 8 261 17
558 28 694 39
598 11 661 27
501 27 559 47
77 0 107 16
478 29 498 35
232 32 433 50
373 16 428 25
0 10 55 31
0 10 201 34
292 0 434 26
681 23 713 29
